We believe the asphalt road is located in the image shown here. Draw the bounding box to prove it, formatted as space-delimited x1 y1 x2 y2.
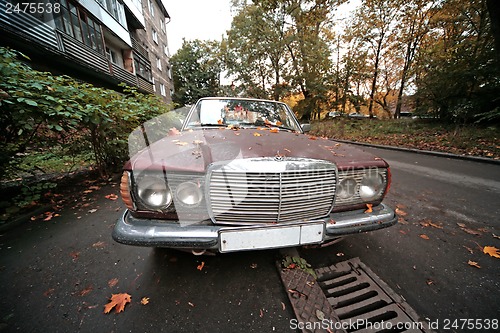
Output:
1 147 499 332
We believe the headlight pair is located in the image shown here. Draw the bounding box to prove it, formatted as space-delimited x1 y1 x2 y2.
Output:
135 174 203 211
336 168 388 205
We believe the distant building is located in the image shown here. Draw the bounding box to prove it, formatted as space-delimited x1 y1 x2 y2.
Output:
0 0 174 103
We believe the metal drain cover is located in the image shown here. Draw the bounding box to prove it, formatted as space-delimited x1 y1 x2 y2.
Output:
315 257 433 333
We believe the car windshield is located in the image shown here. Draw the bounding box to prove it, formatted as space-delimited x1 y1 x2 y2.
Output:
183 98 302 132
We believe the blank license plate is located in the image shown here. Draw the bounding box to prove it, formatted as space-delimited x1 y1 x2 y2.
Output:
219 223 324 253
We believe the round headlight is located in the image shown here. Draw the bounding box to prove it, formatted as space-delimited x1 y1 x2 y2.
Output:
176 182 203 206
137 176 172 209
359 171 385 200
337 178 358 199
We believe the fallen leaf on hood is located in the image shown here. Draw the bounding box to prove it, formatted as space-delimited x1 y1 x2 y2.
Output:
269 128 279 133
308 136 317 140
234 132 241 136
426 279 435 285
260 309 264 318
217 119 223 124
168 127 180 136
419 234 430 240
193 140 204 145
493 234 500 240
460 226 482 236
105 194 118 200
175 141 189 146
483 246 500 258
281 302 286 310
188 302 195 307
284 148 291 153
467 260 481 268
43 288 55 297
88 209 97 214
365 204 373 213
108 278 119 288
253 132 262 137
43 212 55 221
104 293 131 314
316 309 325 321
197 261 205 271
141 297 150 305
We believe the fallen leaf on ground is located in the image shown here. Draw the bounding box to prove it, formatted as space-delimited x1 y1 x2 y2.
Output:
92 241 106 248
88 209 97 214
419 234 430 240
281 302 286 310
78 285 93 296
483 246 500 258
463 246 474 254
188 302 195 307
105 194 118 200
365 204 373 213
253 132 262 137
197 261 205 271
108 278 119 288
141 297 150 305
193 140 204 145
250 263 258 269
493 234 500 240
426 279 435 285
175 141 189 146
260 309 264 318
395 208 408 217
460 227 482 236
104 293 131 314
467 260 481 268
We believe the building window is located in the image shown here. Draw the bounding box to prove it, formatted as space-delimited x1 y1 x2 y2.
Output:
133 53 152 81
96 0 127 26
53 0 104 54
164 45 169 56
106 47 118 64
160 18 165 32
152 29 158 44
148 0 154 17
167 66 172 80
156 57 162 71
160 83 166 97
152 77 156 92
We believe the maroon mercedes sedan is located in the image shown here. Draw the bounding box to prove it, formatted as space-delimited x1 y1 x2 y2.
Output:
113 97 397 254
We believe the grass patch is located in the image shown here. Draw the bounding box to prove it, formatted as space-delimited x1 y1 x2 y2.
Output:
311 119 500 159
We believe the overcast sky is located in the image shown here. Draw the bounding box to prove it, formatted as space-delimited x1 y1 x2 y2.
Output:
165 0 233 55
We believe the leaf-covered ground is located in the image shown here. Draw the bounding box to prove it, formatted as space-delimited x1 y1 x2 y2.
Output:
311 119 500 160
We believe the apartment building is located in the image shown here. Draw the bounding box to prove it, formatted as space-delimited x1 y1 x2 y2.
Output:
0 0 174 103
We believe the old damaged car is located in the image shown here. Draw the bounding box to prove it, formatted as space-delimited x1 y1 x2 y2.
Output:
113 97 397 253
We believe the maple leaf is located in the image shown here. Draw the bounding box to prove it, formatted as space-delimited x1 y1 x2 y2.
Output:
467 260 481 268
141 297 149 305
104 293 131 314
483 246 500 258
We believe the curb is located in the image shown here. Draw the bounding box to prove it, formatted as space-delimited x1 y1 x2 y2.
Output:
332 139 500 165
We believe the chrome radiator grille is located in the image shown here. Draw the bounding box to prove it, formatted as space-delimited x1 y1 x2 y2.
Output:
208 159 336 224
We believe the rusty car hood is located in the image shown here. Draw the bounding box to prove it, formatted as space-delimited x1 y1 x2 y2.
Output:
127 128 388 172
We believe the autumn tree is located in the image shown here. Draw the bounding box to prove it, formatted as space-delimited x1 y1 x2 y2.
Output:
227 0 343 120
170 39 222 105
413 0 498 123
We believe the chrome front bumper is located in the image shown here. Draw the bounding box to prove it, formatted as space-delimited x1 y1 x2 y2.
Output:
112 204 397 252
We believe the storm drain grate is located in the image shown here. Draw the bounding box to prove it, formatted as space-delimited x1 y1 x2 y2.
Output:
315 257 433 333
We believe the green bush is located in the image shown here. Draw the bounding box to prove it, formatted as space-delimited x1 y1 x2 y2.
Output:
0 47 176 180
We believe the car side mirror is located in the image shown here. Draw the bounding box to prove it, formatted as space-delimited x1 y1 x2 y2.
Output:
301 123 311 132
